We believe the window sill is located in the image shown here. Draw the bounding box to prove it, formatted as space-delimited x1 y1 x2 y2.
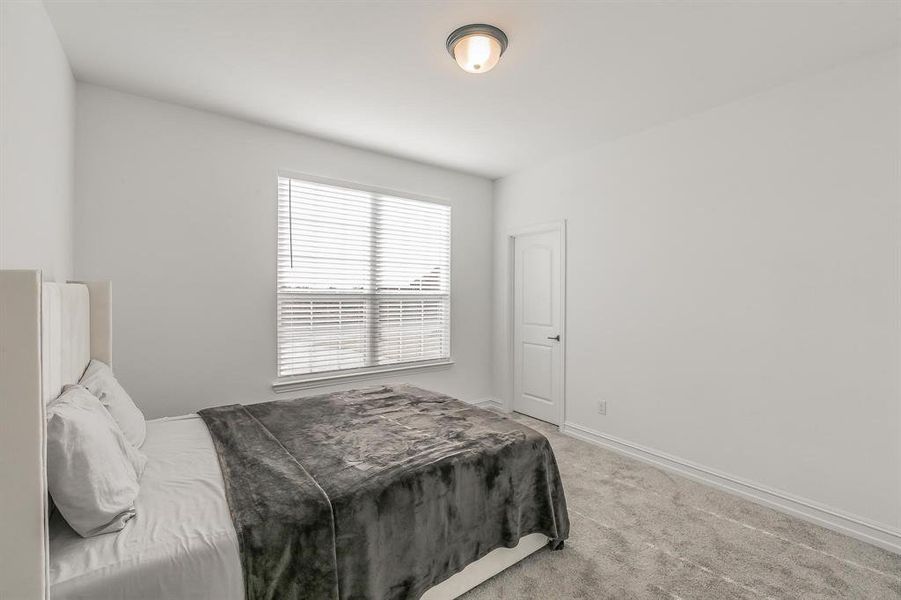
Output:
272 359 455 394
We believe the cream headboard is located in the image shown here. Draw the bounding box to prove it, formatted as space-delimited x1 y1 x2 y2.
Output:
41 283 90 403
0 271 112 600
40 281 113 403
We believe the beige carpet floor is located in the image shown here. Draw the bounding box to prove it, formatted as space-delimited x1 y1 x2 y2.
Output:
462 414 901 600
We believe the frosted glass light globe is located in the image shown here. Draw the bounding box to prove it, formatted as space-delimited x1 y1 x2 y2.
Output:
446 24 508 75
453 33 502 74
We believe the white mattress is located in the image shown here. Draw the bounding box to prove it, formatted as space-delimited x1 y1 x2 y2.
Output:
48 414 243 600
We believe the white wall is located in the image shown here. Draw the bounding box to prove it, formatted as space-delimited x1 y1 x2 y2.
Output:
0 0 75 281
75 84 495 418
493 52 900 538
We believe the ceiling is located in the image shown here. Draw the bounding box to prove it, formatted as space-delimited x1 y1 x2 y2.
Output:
44 1 899 179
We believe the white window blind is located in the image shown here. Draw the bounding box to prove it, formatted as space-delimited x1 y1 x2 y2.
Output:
277 176 451 378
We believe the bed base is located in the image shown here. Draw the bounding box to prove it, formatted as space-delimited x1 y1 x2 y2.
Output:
422 533 549 599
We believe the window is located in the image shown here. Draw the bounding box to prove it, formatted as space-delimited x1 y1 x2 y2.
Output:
277 175 451 379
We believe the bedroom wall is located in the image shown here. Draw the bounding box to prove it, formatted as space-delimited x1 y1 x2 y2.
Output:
493 51 901 543
74 83 495 418
0 0 75 281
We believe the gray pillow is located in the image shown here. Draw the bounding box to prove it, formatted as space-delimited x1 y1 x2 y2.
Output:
46 386 146 537
79 359 146 448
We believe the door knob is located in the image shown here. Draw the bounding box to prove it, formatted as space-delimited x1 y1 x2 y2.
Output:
547 334 560 341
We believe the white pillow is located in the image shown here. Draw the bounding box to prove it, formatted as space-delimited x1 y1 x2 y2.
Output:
46 386 147 538
79 359 146 448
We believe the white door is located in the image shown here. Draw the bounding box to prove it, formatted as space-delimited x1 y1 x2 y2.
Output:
513 228 564 424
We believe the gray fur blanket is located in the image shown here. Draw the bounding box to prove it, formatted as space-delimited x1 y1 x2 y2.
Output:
199 384 569 600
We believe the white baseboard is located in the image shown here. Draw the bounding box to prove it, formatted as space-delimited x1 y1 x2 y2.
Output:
472 397 506 411
560 421 901 555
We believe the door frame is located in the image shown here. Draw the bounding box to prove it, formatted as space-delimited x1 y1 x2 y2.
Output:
504 220 567 429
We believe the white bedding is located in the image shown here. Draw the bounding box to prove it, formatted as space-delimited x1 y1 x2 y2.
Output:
49 414 242 600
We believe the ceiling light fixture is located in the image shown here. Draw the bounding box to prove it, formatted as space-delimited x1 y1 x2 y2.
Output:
446 24 508 74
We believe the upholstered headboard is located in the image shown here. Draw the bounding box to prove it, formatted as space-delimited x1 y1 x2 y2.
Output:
0 272 112 600
41 283 90 403
39 281 113 403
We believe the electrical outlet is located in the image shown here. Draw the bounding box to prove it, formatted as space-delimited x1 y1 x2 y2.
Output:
597 400 607 415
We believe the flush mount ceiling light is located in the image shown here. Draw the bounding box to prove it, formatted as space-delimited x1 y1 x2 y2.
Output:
446 24 508 74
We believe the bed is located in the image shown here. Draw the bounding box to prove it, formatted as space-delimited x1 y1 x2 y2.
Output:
49 396 567 600
3 273 570 600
